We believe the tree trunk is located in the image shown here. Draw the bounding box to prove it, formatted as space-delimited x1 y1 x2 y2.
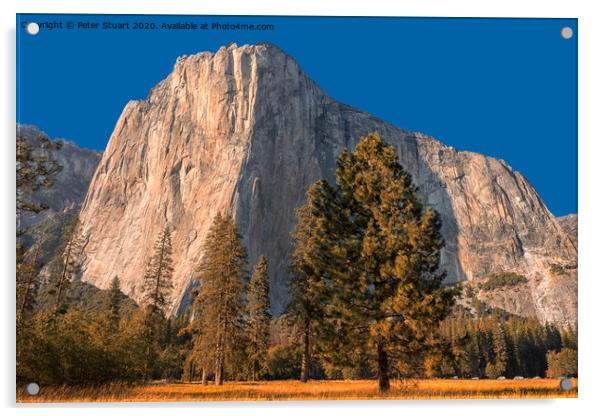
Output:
215 356 223 385
377 343 390 392
215 337 224 386
201 367 208 385
300 321 310 382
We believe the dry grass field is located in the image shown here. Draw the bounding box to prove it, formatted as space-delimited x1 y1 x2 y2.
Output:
17 378 577 402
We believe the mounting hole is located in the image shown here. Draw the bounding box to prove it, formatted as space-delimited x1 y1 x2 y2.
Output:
560 27 573 40
560 378 573 391
25 22 40 36
26 382 40 395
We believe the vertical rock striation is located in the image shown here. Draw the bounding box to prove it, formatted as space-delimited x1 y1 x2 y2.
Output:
78 43 577 327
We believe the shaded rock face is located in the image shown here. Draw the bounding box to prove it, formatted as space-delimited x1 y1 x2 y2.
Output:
78 43 577 327
558 214 578 249
17 124 102 230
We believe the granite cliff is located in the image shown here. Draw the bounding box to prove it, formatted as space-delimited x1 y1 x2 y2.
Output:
17 125 101 267
17 124 101 230
77 43 577 327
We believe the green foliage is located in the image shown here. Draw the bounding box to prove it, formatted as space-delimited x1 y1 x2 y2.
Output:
287 181 337 382
17 305 138 385
480 273 527 291
192 213 249 385
549 263 568 276
16 132 64 323
436 313 573 379
265 345 301 380
560 327 578 350
35 279 136 316
18 209 76 262
290 133 456 391
17 271 192 385
44 216 86 314
108 276 122 330
16 132 62 217
546 348 578 377
246 255 272 380
142 225 174 315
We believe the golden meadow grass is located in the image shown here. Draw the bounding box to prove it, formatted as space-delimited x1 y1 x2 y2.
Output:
17 378 577 402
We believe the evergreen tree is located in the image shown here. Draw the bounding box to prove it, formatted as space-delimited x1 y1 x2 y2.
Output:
52 217 85 314
142 225 174 315
287 181 337 382
139 226 175 378
108 276 122 330
313 133 457 392
246 255 272 380
196 213 248 385
561 326 578 350
490 323 509 377
185 288 209 384
16 132 62 219
546 348 577 377
16 239 42 321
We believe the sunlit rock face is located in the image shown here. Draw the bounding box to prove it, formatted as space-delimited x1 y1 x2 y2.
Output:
78 43 577 327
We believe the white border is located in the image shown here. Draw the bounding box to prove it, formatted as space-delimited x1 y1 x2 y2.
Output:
2 1 601 415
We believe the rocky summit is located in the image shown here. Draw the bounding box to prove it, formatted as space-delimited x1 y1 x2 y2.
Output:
77 43 577 327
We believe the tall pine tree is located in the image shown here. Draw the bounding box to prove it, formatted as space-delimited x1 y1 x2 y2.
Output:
52 216 85 314
142 225 174 315
246 255 272 380
288 181 338 382
16 132 62 220
140 225 174 378
309 133 457 392
108 276 122 330
196 213 248 385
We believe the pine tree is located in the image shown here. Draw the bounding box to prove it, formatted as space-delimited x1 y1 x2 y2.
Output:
491 322 508 377
561 326 578 350
184 287 208 383
108 276 122 329
246 255 272 380
143 225 174 315
16 131 62 320
310 133 457 392
139 226 175 378
52 217 85 314
196 213 248 385
546 348 577 377
16 239 42 321
287 181 338 382
16 132 62 219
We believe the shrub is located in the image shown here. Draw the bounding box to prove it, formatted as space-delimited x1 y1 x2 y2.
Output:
546 348 578 377
549 263 568 276
265 345 300 380
485 362 505 379
481 273 527 291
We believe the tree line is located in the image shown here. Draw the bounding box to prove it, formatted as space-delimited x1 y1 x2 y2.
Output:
433 304 577 379
16 132 577 390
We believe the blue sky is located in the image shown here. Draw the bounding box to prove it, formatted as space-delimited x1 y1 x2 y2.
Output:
16 15 577 216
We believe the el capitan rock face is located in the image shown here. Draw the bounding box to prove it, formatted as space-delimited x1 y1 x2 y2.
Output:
78 43 577 327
